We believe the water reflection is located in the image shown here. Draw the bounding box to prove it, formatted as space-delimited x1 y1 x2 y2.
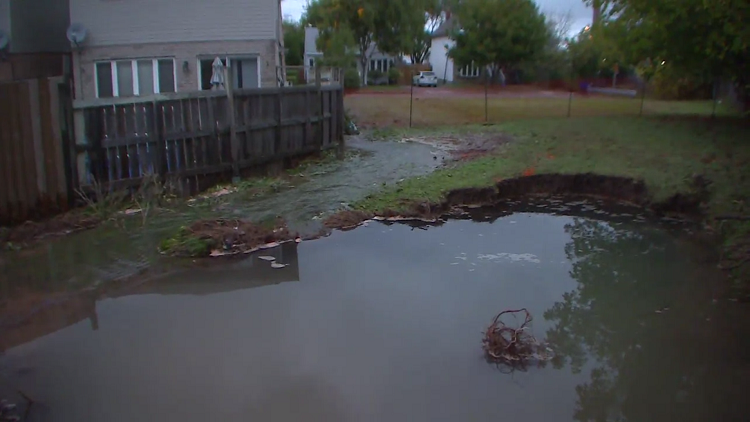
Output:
545 218 750 421
1 208 749 422
0 242 300 353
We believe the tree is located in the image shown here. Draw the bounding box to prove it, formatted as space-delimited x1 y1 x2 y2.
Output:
409 1 449 64
282 19 305 67
371 0 427 59
304 0 377 85
448 0 549 84
586 0 750 107
516 12 573 85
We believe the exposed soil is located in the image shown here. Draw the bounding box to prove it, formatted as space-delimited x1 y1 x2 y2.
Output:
323 210 374 230
1 212 101 247
395 132 513 162
324 173 711 232
160 219 298 258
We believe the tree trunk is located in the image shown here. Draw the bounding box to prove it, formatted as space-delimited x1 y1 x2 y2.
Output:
360 56 368 86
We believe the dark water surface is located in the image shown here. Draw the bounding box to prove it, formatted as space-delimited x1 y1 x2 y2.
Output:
2 211 750 421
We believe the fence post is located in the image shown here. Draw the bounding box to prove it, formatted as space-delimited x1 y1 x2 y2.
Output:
316 66 324 148
409 70 414 128
224 66 240 181
276 78 284 157
72 107 87 187
639 82 646 117
337 69 345 159
711 79 718 119
484 73 490 123
151 100 165 176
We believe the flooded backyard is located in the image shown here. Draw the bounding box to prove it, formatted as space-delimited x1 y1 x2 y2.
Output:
2 204 750 421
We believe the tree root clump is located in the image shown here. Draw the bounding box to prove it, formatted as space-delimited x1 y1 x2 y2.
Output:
482 308 554 371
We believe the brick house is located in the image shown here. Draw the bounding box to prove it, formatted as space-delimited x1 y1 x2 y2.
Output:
68 0 286 100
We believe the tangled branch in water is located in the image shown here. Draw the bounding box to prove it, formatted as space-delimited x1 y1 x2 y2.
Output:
482 308 554 372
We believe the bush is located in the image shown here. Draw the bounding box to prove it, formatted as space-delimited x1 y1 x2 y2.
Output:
649 64 712 100
387 67 401 85
367 70 386 85
344 68 360 89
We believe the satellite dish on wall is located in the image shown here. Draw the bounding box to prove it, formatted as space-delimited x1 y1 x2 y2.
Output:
0 30 9 51
66 23 88 47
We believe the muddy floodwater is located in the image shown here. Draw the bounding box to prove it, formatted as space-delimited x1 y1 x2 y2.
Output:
2 206 750 421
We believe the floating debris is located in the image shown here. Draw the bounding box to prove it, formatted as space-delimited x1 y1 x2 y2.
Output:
482 309 554 372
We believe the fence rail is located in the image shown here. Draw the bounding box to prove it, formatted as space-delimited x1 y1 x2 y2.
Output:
1 69 345 225
72 70 345 193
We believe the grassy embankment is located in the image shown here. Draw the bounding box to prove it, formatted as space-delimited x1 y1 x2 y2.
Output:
346 95 749 287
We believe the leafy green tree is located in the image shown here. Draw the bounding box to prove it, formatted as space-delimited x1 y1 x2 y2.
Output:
282 19 305 67
587 0 750 106
371 0 426 59
448 0 549 83
304 0 377 85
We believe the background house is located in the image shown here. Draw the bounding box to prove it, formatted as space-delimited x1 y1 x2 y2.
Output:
304 25 397 85
428 14 484 84
69 0 286 100
0 0 71 81
303 26 323 83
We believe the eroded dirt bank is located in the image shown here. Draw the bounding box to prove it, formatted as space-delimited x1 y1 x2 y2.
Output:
323 173 710 229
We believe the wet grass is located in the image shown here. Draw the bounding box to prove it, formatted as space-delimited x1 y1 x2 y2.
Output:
354 116 750 291
355 116 750 216
345 95 740 128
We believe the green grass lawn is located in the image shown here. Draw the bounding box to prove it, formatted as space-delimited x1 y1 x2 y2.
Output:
354 116 750 217
345 95 739 127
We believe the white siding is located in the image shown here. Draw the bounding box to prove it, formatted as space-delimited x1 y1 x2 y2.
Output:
0 0 11 40
69 0 279 47
429 36 454 82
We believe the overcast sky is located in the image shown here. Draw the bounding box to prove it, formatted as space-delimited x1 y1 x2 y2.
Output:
281 0 593 35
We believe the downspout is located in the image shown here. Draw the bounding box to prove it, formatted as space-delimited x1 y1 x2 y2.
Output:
277 0 286 86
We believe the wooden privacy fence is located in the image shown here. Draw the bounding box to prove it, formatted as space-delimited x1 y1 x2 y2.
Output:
0 77 73 225
72 70 345 192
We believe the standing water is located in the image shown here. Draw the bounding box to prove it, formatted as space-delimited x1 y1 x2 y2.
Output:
1 205 750 421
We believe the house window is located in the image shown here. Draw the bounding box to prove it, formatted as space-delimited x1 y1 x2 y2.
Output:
95 58 176 98
198 57 260 90
309 58 315 68
369 59 390 72
459 62 481 78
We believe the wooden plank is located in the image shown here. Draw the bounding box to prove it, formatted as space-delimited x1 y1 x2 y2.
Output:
152 100 165 176
0 84 13 223
275 88 283 155
15 81 39 218
316 68 324 148
46 78 70 205
27 79 48 198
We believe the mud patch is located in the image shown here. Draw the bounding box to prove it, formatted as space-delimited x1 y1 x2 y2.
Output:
325 173 709 232
2 212 101 248
159 219 297 258
385 132 513 162
323 210 373 231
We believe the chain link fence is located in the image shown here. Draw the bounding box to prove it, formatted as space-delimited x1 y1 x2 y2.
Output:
344 72 737 128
